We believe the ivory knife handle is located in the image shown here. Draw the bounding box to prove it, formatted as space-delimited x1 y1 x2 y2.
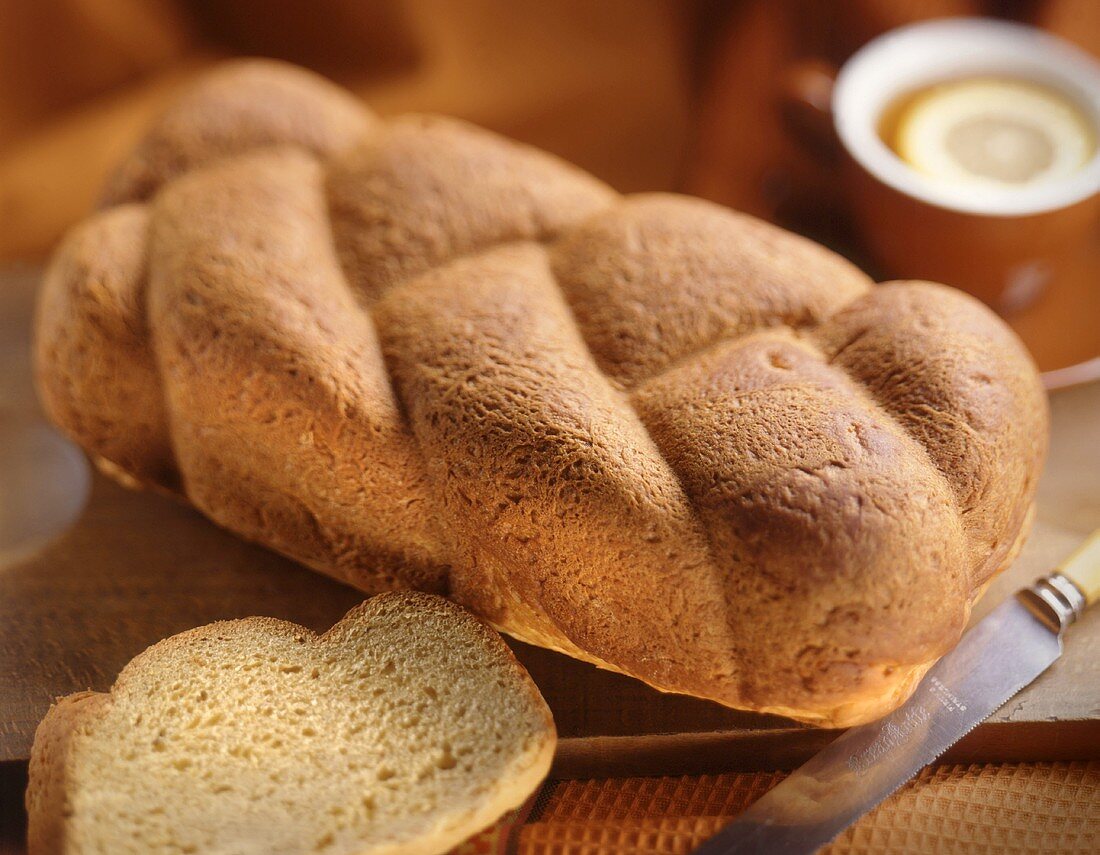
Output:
1059 529 1100 606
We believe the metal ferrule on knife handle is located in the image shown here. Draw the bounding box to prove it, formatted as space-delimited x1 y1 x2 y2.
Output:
1020 530 1100 632
1019 574 1087 632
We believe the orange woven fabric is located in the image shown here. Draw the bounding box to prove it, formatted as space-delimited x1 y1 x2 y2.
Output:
457 762 1100 854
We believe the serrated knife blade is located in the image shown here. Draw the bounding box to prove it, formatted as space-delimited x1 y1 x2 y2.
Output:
693 530 1100 855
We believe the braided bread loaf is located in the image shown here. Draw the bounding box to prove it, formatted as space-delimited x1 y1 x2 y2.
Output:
35 61 1047 727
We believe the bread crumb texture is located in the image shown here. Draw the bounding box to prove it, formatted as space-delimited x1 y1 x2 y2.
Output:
26 593 555 855
35 60 1049 727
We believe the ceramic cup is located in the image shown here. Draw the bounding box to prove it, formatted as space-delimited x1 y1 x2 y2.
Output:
818 18 1100 313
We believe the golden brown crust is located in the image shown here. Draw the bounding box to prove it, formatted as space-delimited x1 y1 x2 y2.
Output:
27 692 110 855
146 148 449 593
100 59 374 207
35 59 1049 726
34 205 177 489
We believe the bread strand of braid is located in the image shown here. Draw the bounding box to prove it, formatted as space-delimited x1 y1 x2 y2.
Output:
35 61 1048 726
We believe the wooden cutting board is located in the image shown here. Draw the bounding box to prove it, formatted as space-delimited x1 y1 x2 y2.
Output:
2 269 1098 778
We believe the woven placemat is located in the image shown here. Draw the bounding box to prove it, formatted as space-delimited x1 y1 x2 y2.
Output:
457 762 1100 854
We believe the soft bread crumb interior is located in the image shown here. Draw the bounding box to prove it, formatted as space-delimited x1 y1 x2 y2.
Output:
58 594 554 854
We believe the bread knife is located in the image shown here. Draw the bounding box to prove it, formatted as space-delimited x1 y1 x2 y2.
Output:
693 529 1100 855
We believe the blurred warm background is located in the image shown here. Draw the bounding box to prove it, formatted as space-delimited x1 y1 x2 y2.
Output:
2 0 1098 264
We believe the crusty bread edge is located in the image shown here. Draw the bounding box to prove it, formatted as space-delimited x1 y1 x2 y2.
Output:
26 693 110 855
493 502 1036 730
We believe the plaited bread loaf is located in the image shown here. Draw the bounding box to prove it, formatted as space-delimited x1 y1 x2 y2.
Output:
35 60 1048 727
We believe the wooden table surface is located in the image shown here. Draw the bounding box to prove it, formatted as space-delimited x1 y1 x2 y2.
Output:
1 267 1099 782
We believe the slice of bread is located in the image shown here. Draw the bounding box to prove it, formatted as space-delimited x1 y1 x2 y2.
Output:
26 593 555 854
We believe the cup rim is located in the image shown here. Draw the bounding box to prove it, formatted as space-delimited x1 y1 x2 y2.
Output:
833 17 1100 217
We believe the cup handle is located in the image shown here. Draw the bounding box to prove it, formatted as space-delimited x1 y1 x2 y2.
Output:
780 59 842 162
